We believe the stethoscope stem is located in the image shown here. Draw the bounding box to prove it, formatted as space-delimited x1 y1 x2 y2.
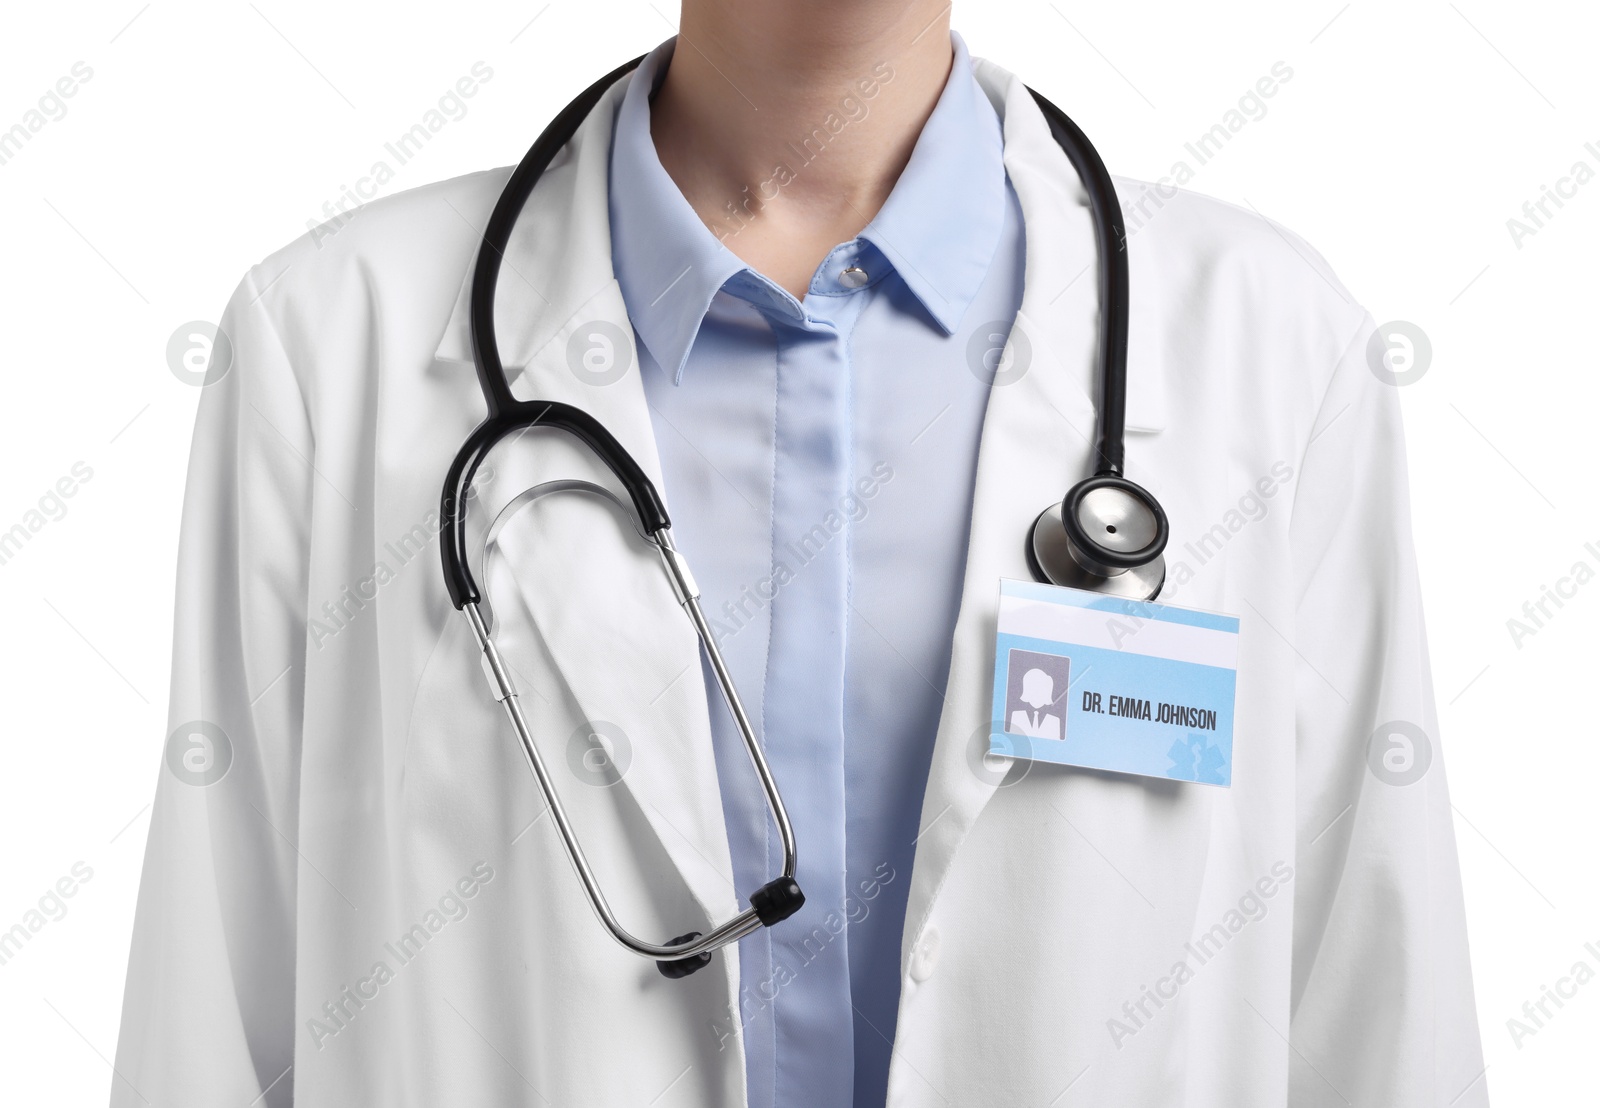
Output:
463 523 802 967
465 601 761 962
654 530 799 881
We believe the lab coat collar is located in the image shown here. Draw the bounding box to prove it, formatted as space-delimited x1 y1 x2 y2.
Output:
431 61 1166 435
971 57 1167 435
429 54 1170 938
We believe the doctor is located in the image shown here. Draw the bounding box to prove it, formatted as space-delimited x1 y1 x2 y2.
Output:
115 2 1487 1106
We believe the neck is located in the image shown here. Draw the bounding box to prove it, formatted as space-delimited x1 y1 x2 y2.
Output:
651 1 955 295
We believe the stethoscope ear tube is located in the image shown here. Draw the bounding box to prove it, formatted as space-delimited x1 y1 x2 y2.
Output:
1024 87 1130 479
454 472 808 978
444 54 808 980
461 596 798 977
439 401 670 609
1021 89 1170 600
657 877 804 978
445 52 652 610
468 55 645 418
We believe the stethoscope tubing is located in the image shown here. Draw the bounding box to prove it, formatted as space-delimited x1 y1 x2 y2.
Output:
472 480 801 960
465 601 775 961
1025 88 1131 478
467 55 648 419
439 49 1148 972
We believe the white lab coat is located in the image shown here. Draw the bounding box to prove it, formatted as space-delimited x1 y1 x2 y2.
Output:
114 58 1487 1107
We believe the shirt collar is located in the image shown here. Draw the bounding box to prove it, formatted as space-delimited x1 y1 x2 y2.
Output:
609 32 1007 384
856 31 1005 335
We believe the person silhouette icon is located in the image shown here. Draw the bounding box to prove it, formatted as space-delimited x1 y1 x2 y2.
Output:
1008 667 1062 740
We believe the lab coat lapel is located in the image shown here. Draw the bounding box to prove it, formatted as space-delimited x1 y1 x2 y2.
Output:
431 73 738 930
966 62 1168 437
900 63 1169 956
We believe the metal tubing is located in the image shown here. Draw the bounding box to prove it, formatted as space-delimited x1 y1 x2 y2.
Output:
654 530 798 881
466 603 763 960
464 524 796 963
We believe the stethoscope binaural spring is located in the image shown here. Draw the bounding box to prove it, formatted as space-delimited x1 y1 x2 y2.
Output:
437 55 1168 979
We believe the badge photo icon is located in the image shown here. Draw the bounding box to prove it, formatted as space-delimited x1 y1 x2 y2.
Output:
1003 648 1072 742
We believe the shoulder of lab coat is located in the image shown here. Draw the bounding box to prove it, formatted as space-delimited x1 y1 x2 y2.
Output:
232 165 510 411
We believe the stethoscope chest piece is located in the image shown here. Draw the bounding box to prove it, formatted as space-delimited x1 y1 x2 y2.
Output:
1028 475 1168 600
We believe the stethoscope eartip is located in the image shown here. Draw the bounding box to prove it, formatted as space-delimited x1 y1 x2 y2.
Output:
1028 475 1168 601
656 933 714 979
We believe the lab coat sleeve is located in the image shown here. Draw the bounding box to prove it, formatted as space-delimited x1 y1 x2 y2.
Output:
1286 316 1487 1106
112 269 311 1108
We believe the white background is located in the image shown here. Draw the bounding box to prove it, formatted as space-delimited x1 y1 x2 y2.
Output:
1 1 1595 1103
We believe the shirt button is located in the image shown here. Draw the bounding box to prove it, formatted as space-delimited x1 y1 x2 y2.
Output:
839 265 869 289
909 926 941 983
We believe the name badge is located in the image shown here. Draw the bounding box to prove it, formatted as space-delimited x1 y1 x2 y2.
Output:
989 579 1240 786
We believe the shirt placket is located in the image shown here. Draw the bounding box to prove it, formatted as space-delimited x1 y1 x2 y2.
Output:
757 257 874 1108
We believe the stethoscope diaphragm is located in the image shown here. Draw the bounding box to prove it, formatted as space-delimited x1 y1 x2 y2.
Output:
1028 475 1167 600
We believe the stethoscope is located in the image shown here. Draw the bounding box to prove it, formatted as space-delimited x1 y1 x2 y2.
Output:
438 56 1169 978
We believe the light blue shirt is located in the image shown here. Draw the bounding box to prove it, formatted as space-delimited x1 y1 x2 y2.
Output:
609 34 1023 1108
